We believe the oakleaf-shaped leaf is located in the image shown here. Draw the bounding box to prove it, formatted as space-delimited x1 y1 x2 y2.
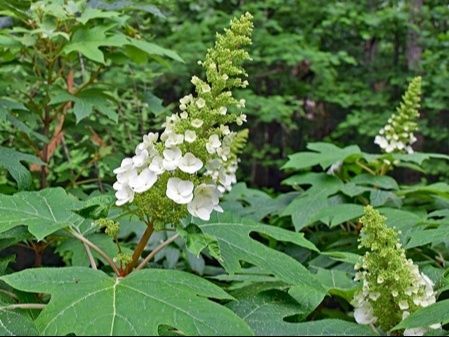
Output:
0 188 84 240
1 267 253 336
197 214 326 304
228 290 375 336
0 146 44 190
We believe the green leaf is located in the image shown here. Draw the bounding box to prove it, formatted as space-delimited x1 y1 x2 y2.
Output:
0 147 43 190
400 183 449 198
77 8 120 25
1 267 253 336
0 226 32 251
379 208 424 231
63 26 128 63
282 143 361 171
369 190 400 207
223 183 298 221
282 174 343 230
0 98 36 141
351 174 398 190
394 299 449 331
405 226 449 249
321 251 361 265
0 255 15 275
0 34 21 48
311 204 364 228
228 291 374 336
50 89 117 123
0 188 84 240
391 152 449 166
0 309 38 336
128 38 183 63
197 214 326 300
313 268 357 301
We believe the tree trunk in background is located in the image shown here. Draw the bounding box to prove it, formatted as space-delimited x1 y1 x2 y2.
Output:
406 0 423 71
405 0 423 184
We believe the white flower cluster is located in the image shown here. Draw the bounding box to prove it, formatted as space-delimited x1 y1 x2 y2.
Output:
113 12 252 224
374 76 421 155
113 93 244 221
374 127 417 154
353 257 440 336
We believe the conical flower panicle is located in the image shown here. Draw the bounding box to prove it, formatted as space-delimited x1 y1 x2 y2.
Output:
353 206 439 335
375 77 422 154
113 13 253 229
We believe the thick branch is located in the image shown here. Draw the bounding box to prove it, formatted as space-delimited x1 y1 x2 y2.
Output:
123 223 154 275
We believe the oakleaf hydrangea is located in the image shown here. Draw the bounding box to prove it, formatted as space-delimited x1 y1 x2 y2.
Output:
113 13 253 228
352 206 440 336
374 77 421 154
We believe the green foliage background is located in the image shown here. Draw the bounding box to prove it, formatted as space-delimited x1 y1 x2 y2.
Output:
0 1 449 336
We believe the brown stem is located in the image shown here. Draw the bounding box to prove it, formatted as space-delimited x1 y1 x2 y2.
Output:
39 114 50 189
31 242 47 267
123 222 154 276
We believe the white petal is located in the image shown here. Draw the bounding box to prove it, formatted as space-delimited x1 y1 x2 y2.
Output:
129 168 157 193
354 302 376 325
149 156 164 174
115 184 134 206
178 153 203 174
166 178 194 204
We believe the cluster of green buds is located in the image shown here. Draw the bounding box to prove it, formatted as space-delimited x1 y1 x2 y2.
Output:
352 206 440 336
374 77 422 154
96 218 120 238
113 13 253 228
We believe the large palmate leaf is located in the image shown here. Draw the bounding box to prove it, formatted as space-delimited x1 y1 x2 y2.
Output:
0 188 83 240
228 290 374 336
282 142 362 171
1 267 253 336
197 214 327 309
0 147 44 190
